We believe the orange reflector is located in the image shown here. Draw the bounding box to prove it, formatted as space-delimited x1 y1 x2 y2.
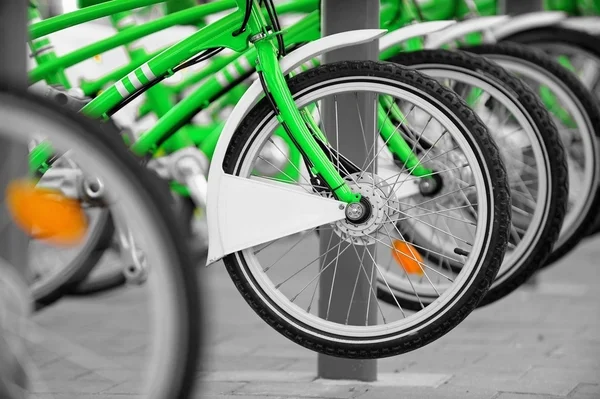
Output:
392 240 424 276
93 54 102 63
6 180 88 246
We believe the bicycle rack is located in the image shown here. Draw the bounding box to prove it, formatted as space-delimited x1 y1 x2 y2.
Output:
318 0 380 382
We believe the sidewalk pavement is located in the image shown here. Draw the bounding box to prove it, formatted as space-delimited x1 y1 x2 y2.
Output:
197 236 600 399
27 235 600 399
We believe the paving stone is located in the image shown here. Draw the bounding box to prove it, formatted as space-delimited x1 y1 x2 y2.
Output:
576 325 600 342
520 366 599 386
200 370 316 383
462 349 584 374
369 356 415 374
544 346 600 370
541 303 600 325
205 338 265 357
68 372 120 393
569 383 600 399
246 342 320 360
29 372 120 395
26 344 63 368
393 346 487 374
320 372 452 388
205 370 450 386
200 396 286 399
509 325 585 345
202 355 294 372
277 357 319 372
437 326 517 344
234 381 370 398
100 379 146 395
31 395 144 399
446 371 578 396
532 283 589 298
455 363 531 379
33 358 92 389
90 368 139 383
197 381 248 395
355 385 498 399
494 393 564 399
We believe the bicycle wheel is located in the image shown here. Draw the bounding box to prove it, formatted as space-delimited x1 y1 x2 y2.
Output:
220 60 510 358
502 26 600 100
0 84 202 398
499 26 600 237
463 42 600 268
374 49 568 308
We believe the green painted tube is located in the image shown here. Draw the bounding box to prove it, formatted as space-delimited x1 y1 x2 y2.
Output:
31 0 167 39
78 51 157 96
29 2 238 83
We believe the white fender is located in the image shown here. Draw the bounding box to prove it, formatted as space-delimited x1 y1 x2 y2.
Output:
490 11 567 40
379 20 457 52
560 17 600 36
205 29 387 265
424 16 509 49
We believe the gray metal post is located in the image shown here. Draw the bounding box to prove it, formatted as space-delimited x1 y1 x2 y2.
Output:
318 0 379 382
0 1 31 396
504 0 542 14
0 0 31 280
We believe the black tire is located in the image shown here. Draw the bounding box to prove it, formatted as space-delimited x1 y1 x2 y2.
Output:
0 83 202 399
223 60 511 358
462 42 600 268
502 26 600 82
384 49 568 307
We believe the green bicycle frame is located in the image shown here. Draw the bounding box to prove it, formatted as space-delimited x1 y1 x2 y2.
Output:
27 0 315 184
28 0 437 194
29 0 364 203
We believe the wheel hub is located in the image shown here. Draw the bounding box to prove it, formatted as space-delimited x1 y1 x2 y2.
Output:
345 201 367 222
333 173 396 245
418 174 443 197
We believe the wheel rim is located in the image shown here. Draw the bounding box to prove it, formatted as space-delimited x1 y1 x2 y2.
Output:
228 78 496 341
377 65 551 300
532 42 600 100
486 55 598 251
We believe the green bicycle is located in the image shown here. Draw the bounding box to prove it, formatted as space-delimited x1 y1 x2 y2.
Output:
40 0 572 311
25 0 513 357
27 0 570 314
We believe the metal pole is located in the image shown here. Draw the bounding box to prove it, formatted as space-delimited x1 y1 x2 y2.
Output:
0 0 30 280
318 0 379 382
504 0 543 14
0 2 32 398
